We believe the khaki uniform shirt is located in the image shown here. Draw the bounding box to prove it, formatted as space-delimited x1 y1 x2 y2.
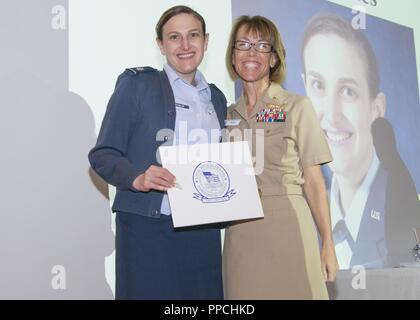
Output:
227 82 332 196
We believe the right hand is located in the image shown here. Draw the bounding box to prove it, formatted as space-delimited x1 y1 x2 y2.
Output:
132 165 176 192
321 239 339 282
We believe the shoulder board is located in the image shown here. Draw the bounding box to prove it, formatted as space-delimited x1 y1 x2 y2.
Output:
124 66 157 76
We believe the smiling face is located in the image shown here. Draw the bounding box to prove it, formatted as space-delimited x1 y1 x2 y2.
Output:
303 34 383 176
157 13 208 84
232 25 277 85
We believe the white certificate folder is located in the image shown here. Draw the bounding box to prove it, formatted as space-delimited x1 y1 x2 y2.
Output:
158 141 264 228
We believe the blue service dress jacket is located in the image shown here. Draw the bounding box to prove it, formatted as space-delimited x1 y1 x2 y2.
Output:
349 165 387 268
349 163 420 268
88 67 227 217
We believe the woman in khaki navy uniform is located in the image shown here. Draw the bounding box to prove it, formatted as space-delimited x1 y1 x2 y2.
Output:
222 15 339 299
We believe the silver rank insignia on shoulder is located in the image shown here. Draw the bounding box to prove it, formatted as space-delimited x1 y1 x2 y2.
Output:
126 67 141 75
125 66 156 75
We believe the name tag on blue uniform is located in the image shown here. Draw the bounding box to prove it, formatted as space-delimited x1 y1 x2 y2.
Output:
176 103 190 110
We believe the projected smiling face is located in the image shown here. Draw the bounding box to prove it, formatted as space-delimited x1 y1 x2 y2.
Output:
157 13 208 84
303 34 381 177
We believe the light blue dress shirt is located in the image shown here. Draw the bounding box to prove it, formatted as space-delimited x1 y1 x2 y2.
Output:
160 64 221 215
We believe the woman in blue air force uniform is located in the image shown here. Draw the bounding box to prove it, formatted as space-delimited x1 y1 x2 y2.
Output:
88 6 227 299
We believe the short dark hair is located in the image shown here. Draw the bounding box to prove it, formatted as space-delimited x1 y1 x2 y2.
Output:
301 13 380 99
156 5 206 41
226 15 287 84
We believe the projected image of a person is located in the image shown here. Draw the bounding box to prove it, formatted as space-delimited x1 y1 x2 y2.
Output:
301 13 420 269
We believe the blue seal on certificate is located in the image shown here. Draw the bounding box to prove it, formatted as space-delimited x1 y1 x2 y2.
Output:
192 161 236 203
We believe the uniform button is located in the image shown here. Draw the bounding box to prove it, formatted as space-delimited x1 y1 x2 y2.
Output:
168 110 175 117
164 136 169 141
266 129 271 134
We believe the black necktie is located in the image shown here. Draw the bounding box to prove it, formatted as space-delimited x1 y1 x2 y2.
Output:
333 219 355 251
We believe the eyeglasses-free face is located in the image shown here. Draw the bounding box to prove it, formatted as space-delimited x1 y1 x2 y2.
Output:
303 34 385 177
156 13 209 84
233 39 273 53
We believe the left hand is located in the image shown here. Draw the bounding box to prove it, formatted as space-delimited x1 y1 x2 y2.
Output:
321 240 339 282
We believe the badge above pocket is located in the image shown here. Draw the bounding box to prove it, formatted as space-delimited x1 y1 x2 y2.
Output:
175 103 190 110
225 119 241 126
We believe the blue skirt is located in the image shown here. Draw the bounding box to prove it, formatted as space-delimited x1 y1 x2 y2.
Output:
115 212 223 300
